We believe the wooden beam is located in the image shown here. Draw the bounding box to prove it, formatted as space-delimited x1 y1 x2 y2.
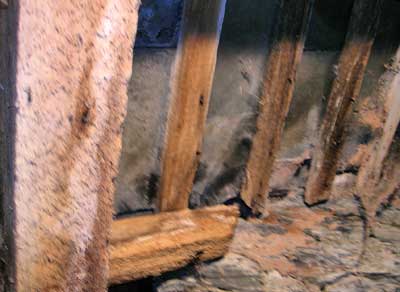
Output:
305 0 383 205
158 0 227 211
240 0 314 214
356 47 400 216
108 205 239 285
2 1 140 290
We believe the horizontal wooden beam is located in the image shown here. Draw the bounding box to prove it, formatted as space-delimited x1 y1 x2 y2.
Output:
158 0 227 211
305 0 383 205
108 205 239 285
240 0 314 215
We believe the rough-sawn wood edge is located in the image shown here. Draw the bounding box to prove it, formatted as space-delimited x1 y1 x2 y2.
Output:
108 205 239 285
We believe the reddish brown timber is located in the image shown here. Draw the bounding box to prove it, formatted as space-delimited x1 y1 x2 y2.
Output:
305 0 383 205
158 0 227 211
108 205 239 285
356 47 400 218
4 0 140 290
240 0 314 215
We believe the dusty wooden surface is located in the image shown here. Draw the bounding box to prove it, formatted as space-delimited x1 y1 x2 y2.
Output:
4 1 139 290
356 47 400 218
240 0 314 214
158 0 227 211
108 205 239 285
305 0 383 205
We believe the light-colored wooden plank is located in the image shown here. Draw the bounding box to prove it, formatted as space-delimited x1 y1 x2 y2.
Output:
240 0 314 215
356 47 400 216
3 1 140 290
305 0 383 205
108 205 239 285
158 0 227 211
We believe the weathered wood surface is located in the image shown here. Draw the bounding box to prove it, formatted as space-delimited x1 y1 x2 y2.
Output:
240 0 314 214
356 47 400 217
305 0 383 205
3 1 140 290
108 205 239 285
158 0 227 211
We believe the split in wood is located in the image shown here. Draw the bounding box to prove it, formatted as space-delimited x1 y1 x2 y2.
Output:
108 205 239 285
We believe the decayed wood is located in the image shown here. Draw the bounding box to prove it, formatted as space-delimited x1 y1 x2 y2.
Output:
108 205 239 285
7 1 140 290
240 0 314 214
305 0 383 205
356 47 400 217
158 0 227 211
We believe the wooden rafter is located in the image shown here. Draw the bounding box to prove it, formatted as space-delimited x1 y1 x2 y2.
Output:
240 0 314 214
356 46 400 216
305 0 383 205
158 0 227 211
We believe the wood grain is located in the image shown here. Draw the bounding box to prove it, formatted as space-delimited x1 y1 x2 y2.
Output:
356 47 400 217
305 0 383 205
240 0 314 214
108 205 239 285
4 1 140 290
158 0 227 211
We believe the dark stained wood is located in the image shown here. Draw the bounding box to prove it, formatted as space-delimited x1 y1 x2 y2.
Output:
240 0 314 214
158 0 227 211
108 205 239 285
305 0 383 205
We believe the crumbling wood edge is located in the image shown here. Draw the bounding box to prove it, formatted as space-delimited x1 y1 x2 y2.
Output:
305 0 383 205
108 205 239 286
356 46 400 218
240 0 314 215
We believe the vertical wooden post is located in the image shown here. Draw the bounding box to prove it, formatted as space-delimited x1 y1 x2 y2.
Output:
240 0 314 214
1 0 140 290
305 0 383 205
158 0 227 212
356 46 400 215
